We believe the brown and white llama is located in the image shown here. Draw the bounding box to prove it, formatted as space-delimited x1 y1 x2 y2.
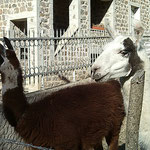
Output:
0 37 125 150
91 21 150 150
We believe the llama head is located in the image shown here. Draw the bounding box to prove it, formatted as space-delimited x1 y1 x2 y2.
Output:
91 20 144 82
0 37 21 92
0 37 20 72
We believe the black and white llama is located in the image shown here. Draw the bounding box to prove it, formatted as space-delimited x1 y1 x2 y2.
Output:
91 21 150 150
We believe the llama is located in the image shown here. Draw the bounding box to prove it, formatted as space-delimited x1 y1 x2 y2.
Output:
91 21 150 150
0 37 125 150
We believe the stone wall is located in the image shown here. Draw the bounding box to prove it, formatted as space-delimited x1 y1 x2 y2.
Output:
0 0 36 38
38 0 52 36
114 0 150 34
138 0 150 30
80 0 89 31
114 0 129 34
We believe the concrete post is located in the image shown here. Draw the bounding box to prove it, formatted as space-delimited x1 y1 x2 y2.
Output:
125 69 145 150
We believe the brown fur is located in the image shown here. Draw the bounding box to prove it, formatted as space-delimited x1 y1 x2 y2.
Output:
1 39 125 150
3 79 125 150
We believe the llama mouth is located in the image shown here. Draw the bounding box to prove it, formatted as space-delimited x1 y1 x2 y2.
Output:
94 73 109 82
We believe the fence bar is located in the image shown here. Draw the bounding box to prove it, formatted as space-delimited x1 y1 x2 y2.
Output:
0 138 53 150
125 69 145 150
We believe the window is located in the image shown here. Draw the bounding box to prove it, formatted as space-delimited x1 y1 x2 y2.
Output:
11 18 27 36
90 0 112 30
10 18 28 60
53 0 71 31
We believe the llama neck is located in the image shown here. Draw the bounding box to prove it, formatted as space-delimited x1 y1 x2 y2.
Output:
120 49 143 85
119 49 144 112
1 68 28 127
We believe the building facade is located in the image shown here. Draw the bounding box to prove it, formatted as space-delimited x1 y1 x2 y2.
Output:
0 0 149 91
0 0 113 37
0 0 150 37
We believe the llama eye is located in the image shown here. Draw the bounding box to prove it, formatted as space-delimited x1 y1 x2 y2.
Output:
119 50 129 57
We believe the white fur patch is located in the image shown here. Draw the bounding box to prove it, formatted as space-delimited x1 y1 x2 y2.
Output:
0 58 19 95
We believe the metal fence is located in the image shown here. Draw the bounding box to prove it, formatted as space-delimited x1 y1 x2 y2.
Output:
0 29 111 92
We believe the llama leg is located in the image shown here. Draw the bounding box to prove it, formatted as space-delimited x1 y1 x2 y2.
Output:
106 132 112 146
109 135 119 150
105 129 120 150
107 133 119 150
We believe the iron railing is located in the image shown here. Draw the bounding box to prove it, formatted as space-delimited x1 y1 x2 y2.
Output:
0 29 111 91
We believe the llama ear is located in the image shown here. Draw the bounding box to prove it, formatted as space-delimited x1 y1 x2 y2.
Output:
3 37 14 50
0 44 4 51
104 18 118 39
133 20 144 47
0 43 6 56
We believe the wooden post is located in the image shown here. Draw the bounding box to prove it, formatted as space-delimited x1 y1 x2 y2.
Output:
125 69 145 150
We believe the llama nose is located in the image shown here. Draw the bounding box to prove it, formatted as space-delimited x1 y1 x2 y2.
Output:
91 68 101 80
93 73 101 80
91 66 100 74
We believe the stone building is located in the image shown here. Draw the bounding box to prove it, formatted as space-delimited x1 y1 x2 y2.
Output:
0 0 149 91
0 0 149 37
106 0 150 35
0 0 113 37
